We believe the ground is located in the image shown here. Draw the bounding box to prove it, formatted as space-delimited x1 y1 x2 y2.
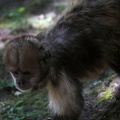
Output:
0 0 120 120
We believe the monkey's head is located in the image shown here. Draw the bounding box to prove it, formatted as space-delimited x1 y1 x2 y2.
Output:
3 35 49 93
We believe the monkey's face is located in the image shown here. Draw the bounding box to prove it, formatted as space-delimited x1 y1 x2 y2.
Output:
3 38 42 93
9 56 40 93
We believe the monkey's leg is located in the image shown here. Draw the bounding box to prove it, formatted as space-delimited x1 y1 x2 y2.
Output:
47 72 84 120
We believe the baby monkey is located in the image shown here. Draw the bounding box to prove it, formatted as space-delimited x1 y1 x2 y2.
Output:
3 0 120 120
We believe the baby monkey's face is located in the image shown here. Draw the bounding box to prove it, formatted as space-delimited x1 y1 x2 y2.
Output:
3 37 41 93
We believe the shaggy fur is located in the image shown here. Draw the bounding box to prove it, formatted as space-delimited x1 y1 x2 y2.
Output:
3 0 120 120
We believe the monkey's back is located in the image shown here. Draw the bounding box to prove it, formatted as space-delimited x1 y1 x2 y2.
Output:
44 0 120 78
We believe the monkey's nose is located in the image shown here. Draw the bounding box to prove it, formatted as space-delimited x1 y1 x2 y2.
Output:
18 80 25 86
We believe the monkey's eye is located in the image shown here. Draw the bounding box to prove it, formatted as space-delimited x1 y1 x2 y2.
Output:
23 72 31 76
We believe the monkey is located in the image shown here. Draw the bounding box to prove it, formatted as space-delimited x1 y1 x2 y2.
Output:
3 0 120 119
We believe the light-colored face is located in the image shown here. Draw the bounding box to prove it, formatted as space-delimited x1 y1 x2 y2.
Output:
4 39 41 93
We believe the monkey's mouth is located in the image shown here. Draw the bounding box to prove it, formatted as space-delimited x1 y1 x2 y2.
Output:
17 86 33 93
15 84 33 93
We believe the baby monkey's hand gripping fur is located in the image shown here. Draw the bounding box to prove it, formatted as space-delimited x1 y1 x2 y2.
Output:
3 0 120 120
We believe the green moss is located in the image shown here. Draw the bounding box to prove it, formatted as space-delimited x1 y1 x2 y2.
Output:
103 89 113 100
96 88 113 105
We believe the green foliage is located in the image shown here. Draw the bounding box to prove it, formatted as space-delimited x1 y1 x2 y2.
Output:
86 87 99 95
107 73 117 82
97 88 113 104
6 7 25 19
0 79 14 90
93 80 102 86
0 100 26 120
102 89 113 100
18 7 25 13
0 92 50 120
55 5 66 12
2 0 50 20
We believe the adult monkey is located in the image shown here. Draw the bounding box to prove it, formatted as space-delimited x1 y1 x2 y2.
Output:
3 0 120 120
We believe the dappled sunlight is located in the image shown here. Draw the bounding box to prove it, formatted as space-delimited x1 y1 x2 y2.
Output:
0 0 67 42
28 11 58 30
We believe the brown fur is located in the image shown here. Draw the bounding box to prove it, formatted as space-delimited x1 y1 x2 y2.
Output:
3 0 120 120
